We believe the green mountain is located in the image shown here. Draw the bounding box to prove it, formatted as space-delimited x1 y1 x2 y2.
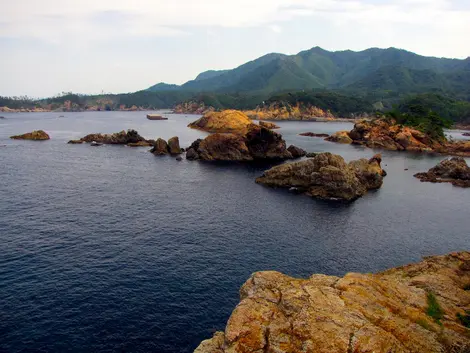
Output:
146 47 469 98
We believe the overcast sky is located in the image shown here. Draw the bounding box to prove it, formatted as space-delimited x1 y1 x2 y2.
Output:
1 0 469 97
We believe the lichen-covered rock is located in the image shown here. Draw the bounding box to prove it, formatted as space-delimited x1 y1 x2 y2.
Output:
188 110 254 133
151 138 170 155
168 136 182 154
287 145 307 158
79 129 147 145
325 130 353 144
244 125 292 160
10 130 50 140
197 134 253 161
414 157 470 187
259 121 280 129
256 152 385 201
195 252 470 353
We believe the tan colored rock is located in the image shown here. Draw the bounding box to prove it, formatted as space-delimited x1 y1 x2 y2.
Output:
325 131 353 144
197 134 253 161
10 130 50 140
195 252 470 353
151 138 169 155
256 152 385 201
188 110 254 133
259 121 280 129
168 136 182 154
127 141 153 147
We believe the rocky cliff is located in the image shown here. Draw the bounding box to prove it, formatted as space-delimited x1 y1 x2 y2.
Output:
327 119 470 157
195 252 470 353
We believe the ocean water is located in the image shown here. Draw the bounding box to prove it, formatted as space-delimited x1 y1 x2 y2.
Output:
1 111 469 353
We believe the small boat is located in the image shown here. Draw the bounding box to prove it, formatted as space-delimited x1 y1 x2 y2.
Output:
147 114 168 120
91 141 103 146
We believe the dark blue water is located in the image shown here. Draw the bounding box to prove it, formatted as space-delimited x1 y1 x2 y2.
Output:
1 111 469 353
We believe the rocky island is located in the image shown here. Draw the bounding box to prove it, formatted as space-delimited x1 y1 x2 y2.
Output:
10 130 50 140
256 153 385 201
188 110 254 133
414 157 470 187
195 251 470 353
327 118 470 157
69 129 153 146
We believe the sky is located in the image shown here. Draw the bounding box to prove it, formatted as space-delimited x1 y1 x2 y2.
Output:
1 0 469 97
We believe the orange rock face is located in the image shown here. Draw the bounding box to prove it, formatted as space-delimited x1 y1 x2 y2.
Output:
195 252 470 353
188 110 255 133
244 103 336 121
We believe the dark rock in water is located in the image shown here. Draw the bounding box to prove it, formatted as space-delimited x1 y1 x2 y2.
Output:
176 156 183 161
79 129 148 145
186 125 293 162
127 141 153 147
299 132 330 137
255 152 385 201
287 145 307 158
151 138 170 155
168 136 182 155
10 130 50 140
0 116 5 119
414 157 470 187
463 132 470 137
306 152 317 158
68 140 84 144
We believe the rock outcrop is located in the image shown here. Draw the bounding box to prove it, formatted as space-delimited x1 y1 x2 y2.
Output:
244 103 336 121
259 121 280 129
327 119 470 157
173 101 214 115
188 110 254 133
79 129 149 145
168 136 182 154
151 138 170 155
325 130 353 144
414 157 470 187
195 251 470 353
127 141 153 147
256 152 385 201
67 140 84 144
287 145 307 158
299 132 330 138
10 130 50 140
186 125 297 162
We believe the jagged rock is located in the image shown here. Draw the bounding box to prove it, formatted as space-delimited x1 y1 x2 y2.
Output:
168 136 182 154
306 152 317 158
67 140 84 144
79 129 147 145
299 132 330 137
259 121 280 129
195 252 470 353
414 157 470 187
151 138 170 155
287 145 307 158
10 130 50 140
186 125 293 162
325 130 353 144
188 110 254 133
256 152 385 201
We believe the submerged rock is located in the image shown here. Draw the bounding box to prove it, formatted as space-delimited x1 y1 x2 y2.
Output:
186 125 294 162
195 251 470 353
188 110 254 133
67 139 84 144
462 132 470 137
256 152 385 201
10 130 50 140
414 157 470 187
299 132 330 137
258 121 280 129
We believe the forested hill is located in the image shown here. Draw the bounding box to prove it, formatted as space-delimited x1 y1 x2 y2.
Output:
147 47 470 100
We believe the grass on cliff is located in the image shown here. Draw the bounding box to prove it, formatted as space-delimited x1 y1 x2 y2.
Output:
426 292 444 324
457 311 470 328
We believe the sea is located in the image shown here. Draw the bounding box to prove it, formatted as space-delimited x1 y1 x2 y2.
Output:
1 111 469 352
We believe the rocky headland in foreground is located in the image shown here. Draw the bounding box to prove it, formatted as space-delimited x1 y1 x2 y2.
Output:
10 130 50 140
256 152 385 201
326 119 470 157
195 252 470 353
414 157 470 187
